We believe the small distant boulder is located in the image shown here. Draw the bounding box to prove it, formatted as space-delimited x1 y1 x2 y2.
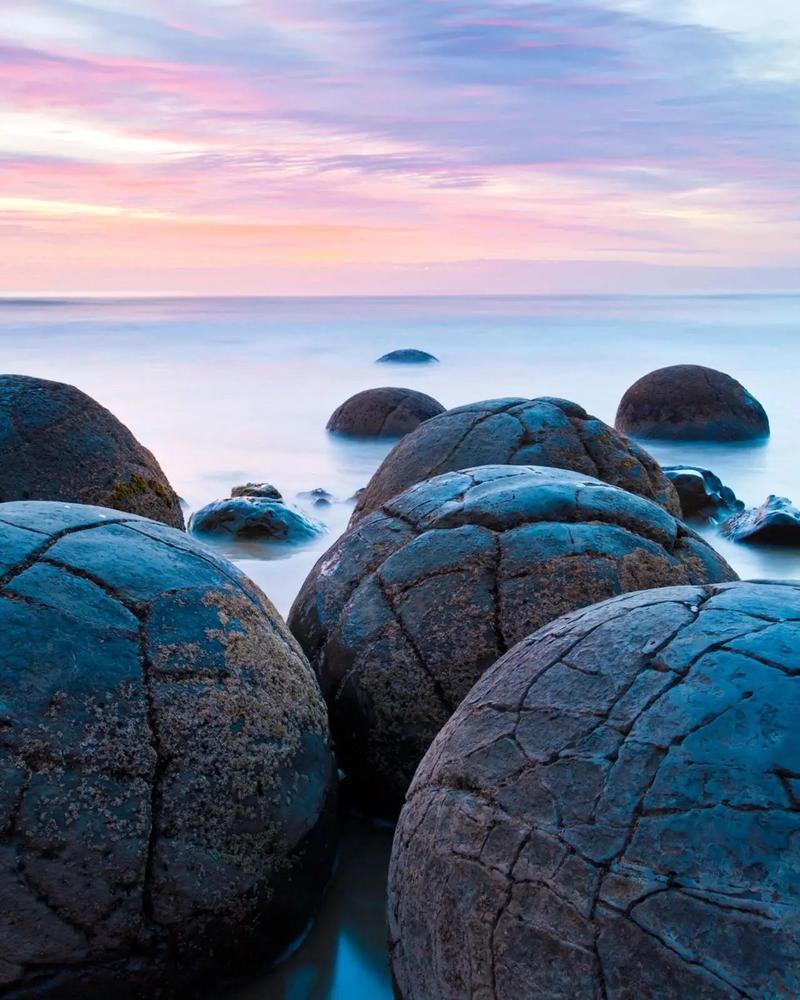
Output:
190 496 324 543
231 482 283 500
663 465 743 520
327 387 445 438
722 495 800 545
616 364 769 441
298 488 335 507
376 349 438 364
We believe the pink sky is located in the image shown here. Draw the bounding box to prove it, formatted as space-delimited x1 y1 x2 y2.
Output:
1 0 799 295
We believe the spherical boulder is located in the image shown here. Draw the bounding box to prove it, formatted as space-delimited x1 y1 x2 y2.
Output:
289 465 736 814
327 387 445 438
615 364 770 441
0 501 337 997
389 581 800 1000
351 397 681 524
0 374 184 528
189 496 325 543
376 349 438 364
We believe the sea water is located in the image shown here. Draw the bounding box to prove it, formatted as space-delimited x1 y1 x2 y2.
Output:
1 293 798 997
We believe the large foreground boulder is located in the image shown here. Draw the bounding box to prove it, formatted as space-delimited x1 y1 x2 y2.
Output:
615 364 770 441
389 581 800 1000
289 466 736 814
0 502 337 998
327 387 445 438
351 397 681 524
0 374 184 528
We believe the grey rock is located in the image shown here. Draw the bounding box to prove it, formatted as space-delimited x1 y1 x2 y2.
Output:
327 387 445 438
298 488 336 507
0 374 184 529
663 466 743 520
230 482 283 500
288 465 736 815
0 501 338 998
376 349 438 364
616 365 770 441
189 497 325 543
722 495 800 545
352 397 681 524
389 581 800 1000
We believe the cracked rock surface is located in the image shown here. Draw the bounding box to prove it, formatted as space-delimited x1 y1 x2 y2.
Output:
0 375 184 529
351 397 680 525
388 580 800 1000
288 466 736 814
0 501 337 998
615 365 770 442
326 387 445 438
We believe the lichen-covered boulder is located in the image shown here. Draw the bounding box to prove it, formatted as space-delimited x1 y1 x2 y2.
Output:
289 466 736 814
376 349 438 364
327 387 445 438
722 495 800 545
389 581 800 1000
231 482 282 500
663 465 742 520
616 364 770 441
0 502 337 997
351 397 681 524
0 374 184 528
189 496 324 543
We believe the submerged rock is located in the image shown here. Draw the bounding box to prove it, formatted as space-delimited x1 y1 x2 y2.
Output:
190 496 325 542
389 581 800 1000
289 465 736 814
327 387 445 438
0 373 184 528
376 349 438 364
663 465 743 520
722 495 800 545
352 396 681 524
0 501 337 997
298 488 336 507
231 482 283 500
616 364 770 441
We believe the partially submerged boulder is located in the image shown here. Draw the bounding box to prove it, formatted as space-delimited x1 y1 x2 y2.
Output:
0 374 184 528
352 397 681 524
190 496 324 543
0 501 337 997
389 581 800 1000
663 465 742 520
230 482 282 500
376 349 438 364
722 495 800 545
616 364 770 441
327 387 444 438
289 465 736 814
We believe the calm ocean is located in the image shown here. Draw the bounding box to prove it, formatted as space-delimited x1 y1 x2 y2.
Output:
2 293 798 997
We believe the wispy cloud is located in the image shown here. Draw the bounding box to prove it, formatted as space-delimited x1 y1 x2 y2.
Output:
0 0 798 293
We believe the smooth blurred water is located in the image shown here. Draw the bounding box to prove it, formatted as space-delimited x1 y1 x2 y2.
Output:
1 293 798 997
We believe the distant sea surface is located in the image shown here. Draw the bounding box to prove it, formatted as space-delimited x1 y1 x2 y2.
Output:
2 293 798 997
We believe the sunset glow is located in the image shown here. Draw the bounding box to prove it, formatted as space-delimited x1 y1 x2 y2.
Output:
1 0 799 294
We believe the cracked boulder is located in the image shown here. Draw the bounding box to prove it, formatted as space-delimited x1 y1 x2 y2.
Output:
327 387 445 438
616 365 770 441
350 397 681 525
288 465 736 815
388 580 800 1000
0 374 184 529
0 501 337 998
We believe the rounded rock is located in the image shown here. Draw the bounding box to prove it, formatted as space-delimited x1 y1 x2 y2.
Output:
0 374 184 528
389 580 800 1000
327 387 445 438
189 496 325 543
376 349 438 364
230 482 282 500
615 364 770 441
352 397 681 524
0 501 337 997
663 465 742 520
289 465 736 814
